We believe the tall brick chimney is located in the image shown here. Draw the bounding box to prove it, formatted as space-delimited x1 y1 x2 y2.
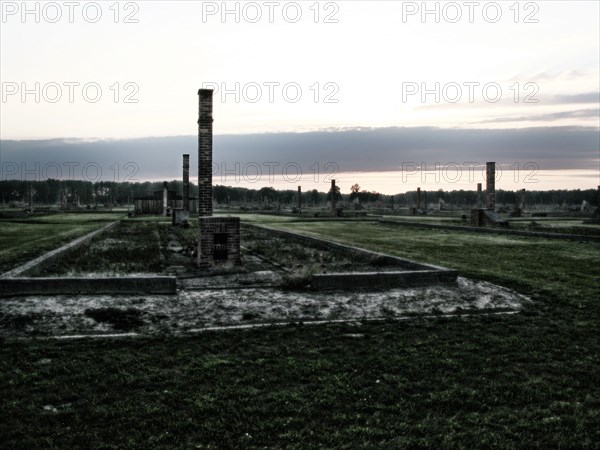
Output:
330 179 337 211
477 183 482 208
417 187 421 210
198 89 213 217
163 181 168 216
197 88 241 268
486 162 495 210
183 154 190 212
298 186 302 210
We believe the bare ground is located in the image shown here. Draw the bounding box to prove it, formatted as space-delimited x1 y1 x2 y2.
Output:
0 277 529 338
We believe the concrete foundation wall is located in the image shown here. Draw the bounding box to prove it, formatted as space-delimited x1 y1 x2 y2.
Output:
312 270 458 290
0 276 177 297
378 219 600 242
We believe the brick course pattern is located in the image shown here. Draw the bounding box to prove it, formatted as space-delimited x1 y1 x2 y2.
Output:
198 217 241 268
198 89 213 217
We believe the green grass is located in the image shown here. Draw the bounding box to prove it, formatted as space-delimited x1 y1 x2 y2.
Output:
0 213 124 273
232 213 297 224
257 221 600 304
33 221 162 276
1 217 599 448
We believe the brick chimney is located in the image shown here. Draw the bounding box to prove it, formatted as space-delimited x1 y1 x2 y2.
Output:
198 89 213 217
163 181 168 216
197 88 241 268
183 154 190 212
330 179 337 211
486 162 495 210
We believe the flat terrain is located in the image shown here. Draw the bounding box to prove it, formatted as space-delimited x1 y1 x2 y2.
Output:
0 212 124 274
249 217 600 303
32 221 162 276
1 213 599 448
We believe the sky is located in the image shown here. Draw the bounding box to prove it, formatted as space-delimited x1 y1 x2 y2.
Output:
1 0 599 193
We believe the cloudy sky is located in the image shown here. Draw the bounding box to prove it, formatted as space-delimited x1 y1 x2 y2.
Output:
1 1 599 193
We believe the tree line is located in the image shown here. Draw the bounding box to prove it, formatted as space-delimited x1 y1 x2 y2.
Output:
0 179 597 208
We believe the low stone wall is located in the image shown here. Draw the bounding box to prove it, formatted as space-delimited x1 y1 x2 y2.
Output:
378 219 600 243
312 270 457 290
0 276 177 297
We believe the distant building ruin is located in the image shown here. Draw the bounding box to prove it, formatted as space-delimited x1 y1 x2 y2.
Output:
471 162 506 227
133 185 198 216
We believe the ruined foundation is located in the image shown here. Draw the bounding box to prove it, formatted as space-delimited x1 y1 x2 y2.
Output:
471 163 506 227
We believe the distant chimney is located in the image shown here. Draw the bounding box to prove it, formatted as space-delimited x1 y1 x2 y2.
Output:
477 183 482 208
163 181 169 216
486 162 495 210
331 179 337 211
417 187 421 210
198 89 213 217
183 154 190 212
298 186 302 210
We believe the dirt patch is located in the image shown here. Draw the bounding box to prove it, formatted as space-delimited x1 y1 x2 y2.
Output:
84 307 145 331
0 277 530 338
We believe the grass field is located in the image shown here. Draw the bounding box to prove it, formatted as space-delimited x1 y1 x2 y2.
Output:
0 213 125 273
32 221 162 276
1 215 599 448
248 218 600 303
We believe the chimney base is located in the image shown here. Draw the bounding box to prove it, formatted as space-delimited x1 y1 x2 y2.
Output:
198 217 241 268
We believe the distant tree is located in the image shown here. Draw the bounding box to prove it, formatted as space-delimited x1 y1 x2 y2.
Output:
309 189 320 206
349 183 360 202
214 185 228 204
327 184 342 203
258 187 277 203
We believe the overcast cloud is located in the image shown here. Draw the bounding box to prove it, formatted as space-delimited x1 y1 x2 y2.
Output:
2 126 598 182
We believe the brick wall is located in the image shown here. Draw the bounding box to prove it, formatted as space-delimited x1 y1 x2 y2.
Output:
198 217 241 268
